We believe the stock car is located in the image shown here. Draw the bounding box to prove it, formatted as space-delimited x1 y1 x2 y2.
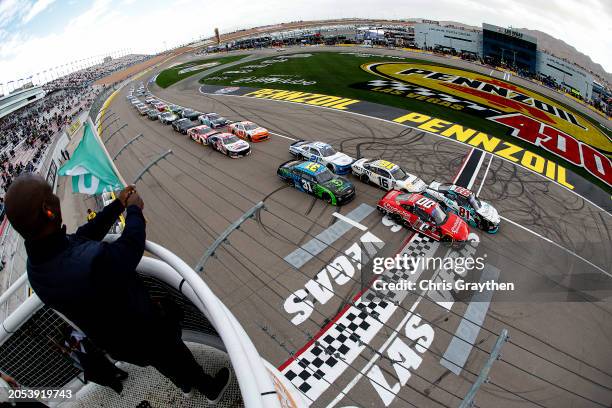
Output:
425 182 500 233
168 105 183 114
351 159 427 193
228 121 270 142
377 190 469 244
181 109 202 120
146 109 159 120
172 118 199 134
277 161 355 205
159 111 179 124
188 125 216 144
199 113 231 128
155 103 167 112
288 141 354 175
208 133 251 158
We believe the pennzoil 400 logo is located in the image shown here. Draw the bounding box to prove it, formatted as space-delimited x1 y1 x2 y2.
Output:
360 62 612 188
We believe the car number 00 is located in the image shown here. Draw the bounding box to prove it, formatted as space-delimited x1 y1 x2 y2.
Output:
416 197 436 209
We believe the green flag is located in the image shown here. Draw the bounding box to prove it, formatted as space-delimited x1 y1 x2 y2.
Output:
59 122 124 195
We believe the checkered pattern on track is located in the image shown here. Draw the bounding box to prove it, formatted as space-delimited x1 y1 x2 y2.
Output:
282 235 437 401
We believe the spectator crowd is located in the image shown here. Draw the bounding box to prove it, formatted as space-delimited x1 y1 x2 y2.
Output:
0 54 151 196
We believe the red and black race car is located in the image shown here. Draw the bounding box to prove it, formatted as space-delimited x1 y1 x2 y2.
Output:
377 190 469 244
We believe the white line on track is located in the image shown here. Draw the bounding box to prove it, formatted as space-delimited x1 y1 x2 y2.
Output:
269 131 297 141
500 215 611 277
331 212 368 231
197 90 610 216
476 154 494 197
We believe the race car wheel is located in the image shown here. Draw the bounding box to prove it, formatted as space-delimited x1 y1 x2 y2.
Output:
360 173 369 184
323 193 333 204
327 164 335 173
247 135 252 142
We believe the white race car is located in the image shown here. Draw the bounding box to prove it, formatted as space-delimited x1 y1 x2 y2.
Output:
209 133 251 158
289 140 354 175
351 158 426 193
425 182 500 233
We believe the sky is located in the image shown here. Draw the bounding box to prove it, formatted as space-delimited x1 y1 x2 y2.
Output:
0 0 610 87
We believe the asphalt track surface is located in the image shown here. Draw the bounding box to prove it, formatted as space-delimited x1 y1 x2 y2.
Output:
103 48 612 408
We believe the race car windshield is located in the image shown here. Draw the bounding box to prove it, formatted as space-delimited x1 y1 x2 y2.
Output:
319 146 336 157
223 136 240 145
316 171 333 183
468 194 481 210
244 123 258 130
395 194 411 201
431 206 447 225
391 167 407 179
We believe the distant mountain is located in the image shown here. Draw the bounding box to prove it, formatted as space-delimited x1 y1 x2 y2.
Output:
437 20 611 85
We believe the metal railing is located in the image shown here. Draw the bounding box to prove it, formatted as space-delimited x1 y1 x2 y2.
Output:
0 238 289 408
88 84 120 123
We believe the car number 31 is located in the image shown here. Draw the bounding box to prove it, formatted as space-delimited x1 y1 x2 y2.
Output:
301 180 313 192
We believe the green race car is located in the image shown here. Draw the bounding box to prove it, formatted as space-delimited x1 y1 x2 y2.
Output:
277 160 356 205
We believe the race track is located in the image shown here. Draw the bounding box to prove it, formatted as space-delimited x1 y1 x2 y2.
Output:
102 48 612 408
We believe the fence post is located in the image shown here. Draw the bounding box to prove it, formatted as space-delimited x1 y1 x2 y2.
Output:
113 133 144 159
106 123 128 143
194 201 264 273
133 150 172 183
100 118 119 135
459 328 509 408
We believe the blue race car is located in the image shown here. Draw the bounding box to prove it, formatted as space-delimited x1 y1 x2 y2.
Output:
277 160 356 205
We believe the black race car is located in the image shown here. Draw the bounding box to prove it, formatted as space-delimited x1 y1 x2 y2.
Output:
146 109 159 120
199 113 231 128
180 108 199 120
172 118 199 134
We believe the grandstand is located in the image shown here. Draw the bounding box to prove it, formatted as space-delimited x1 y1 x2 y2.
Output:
0 54 152 198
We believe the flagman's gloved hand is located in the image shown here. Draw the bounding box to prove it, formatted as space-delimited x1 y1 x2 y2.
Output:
118 185 136 207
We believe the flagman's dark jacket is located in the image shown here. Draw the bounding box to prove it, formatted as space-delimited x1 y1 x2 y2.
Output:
26 200 179 363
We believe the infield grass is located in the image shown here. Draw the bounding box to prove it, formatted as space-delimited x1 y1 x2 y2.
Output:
156 55 248 88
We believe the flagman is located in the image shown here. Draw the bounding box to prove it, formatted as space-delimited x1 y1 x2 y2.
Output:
4 174 230 401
